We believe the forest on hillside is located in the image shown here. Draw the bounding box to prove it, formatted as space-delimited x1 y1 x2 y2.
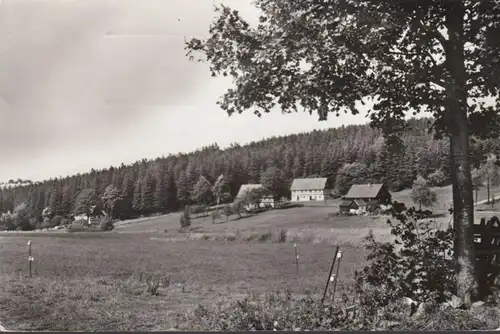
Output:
0 117 499 230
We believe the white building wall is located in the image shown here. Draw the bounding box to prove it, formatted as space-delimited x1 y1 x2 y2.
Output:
291 190 327 202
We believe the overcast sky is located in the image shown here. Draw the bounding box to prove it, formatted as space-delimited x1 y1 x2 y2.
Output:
0 0 372 182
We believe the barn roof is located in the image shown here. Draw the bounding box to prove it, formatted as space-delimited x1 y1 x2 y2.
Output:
344 184 386 199
354 199 367 206
236 184 268 199
339 200 354 207
290 178 328 191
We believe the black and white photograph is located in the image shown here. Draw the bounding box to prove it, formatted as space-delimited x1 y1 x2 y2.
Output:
0 0 499 331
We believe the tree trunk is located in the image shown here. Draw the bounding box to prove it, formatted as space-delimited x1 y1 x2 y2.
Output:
492 181 495 206
487 178 490 204
475 189 478 205
445 1 479 305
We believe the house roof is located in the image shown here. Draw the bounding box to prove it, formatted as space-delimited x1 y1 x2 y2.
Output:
354 199 367 206
236 184 268 199
339 200 354 207
344 183 386 199
290 178 328 191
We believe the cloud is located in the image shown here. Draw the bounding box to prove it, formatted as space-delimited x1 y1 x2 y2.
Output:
0 0 371 182
0 0 216 159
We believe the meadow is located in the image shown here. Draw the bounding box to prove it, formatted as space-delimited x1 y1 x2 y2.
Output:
1 184 500 331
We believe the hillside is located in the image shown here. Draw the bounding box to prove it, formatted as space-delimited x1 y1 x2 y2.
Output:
0 117 499 228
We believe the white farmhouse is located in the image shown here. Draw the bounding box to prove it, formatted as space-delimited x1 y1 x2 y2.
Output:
290 178 329 202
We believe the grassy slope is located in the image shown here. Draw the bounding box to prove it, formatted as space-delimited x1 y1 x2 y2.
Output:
0 234 366 331
1 184 500 330
113 184 500 236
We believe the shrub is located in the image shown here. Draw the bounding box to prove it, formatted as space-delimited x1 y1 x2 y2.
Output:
221 205 233 222
60 217 73 226
67 222 90 233
190 205 208 218
257 232 273 242
354 202 455 309
189 288 495 331
180 206 191 228
231 200 245 219
190 291 348 331
275 229 287 243
98 216 114 231
134 271 171 296
50 215 63 227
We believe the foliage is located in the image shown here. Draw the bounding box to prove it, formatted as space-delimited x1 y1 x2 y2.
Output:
0 212 15 230
221 205 233 222
12 203 35 231
191 176 214 206
2 119 500 225
185 0 499 141
335 163 369 196
101 185 123 218
190 288 491 331
410 176 438 210
472 168 484 191
211 209 222 224
243 187 269 208
355 202 455 308
67 221 90 233
191 291 353 331
190 204 208 218
213 174 231 205
427 169 446 187
185 0 500 300
231 199 245 219
74 188 99 216
40 215 67 229
260 167 287 198
98 216 115 231
471 168 484 203
179 206 191 228
480 154 500 204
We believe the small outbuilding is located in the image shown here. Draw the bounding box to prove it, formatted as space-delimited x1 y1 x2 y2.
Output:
339 199 367 214
343 183 392 205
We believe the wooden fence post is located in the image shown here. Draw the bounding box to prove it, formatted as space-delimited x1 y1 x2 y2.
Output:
321 246 339 304
28 240 33 278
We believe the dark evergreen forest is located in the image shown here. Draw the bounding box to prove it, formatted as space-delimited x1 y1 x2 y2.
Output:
0 117 498 227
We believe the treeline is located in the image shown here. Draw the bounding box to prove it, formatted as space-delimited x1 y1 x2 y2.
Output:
0 117 498 227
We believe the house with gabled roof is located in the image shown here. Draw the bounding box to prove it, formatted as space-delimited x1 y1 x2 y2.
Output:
339 199 368 214
235 184 277 209
290 177 329 202
236 184 267 199
343 183 392 205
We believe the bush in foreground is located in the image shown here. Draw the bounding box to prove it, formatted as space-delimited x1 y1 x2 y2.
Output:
354 202 455 307
188 290 495 331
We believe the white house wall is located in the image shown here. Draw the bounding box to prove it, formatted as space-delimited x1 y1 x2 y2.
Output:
291 190 327 202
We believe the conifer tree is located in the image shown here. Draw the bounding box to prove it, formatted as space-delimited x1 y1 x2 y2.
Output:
176 170 189 207
121 171 135 217
141 171 155 214
191 176 213 206
164 166 178 211
48 184 63 217
291 155 304 179
132 178 143 213
154 165 167 212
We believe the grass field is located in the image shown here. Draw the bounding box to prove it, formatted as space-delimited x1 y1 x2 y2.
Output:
0 234 367 331
1 184 500 331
